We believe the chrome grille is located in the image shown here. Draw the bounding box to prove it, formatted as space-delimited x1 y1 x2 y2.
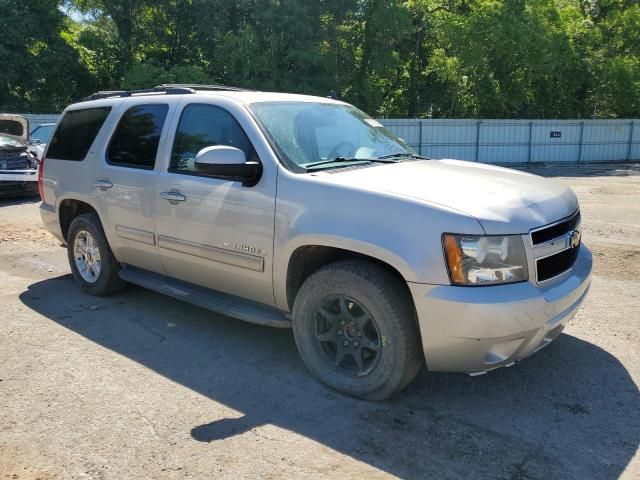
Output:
0 151 30 170
530 209 582 283
531 210 581 245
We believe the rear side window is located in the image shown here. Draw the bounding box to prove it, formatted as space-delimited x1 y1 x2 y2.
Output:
107 104 169 170
47 107 111 161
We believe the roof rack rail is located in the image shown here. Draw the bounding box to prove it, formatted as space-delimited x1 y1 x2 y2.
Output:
81 85 196 102
158 83 253 92
80 83 252 102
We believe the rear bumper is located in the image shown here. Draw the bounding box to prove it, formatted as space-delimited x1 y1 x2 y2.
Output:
39 202 64 243
409 245 592 373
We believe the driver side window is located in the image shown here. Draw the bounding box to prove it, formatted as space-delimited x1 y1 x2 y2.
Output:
170 104 256 175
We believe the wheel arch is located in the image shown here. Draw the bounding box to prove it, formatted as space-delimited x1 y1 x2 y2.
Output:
58 198 100 243
281 239 418 314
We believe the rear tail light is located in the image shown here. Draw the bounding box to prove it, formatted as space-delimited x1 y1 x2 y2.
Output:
37 157 45 200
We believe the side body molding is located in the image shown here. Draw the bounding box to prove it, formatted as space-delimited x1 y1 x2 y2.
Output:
158 235 265 272
115 225 155 246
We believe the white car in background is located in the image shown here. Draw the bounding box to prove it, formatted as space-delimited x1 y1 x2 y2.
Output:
0 114 40 197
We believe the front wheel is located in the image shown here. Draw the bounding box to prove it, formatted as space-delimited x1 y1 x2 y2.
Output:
67 213 126 296
292 260 423 400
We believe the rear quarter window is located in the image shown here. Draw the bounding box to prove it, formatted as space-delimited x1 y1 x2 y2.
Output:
47 107 112 161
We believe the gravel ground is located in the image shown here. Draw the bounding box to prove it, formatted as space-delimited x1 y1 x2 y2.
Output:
0 164 638 479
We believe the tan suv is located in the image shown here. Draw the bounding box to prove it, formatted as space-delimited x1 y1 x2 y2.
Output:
40 85 592 399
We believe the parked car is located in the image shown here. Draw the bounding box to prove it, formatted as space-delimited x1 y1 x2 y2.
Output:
0 114 40 197
39 85 592 400
29 122 56 160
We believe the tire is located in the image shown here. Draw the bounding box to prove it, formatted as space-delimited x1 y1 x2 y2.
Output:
292 260 423 401
66 212 126 296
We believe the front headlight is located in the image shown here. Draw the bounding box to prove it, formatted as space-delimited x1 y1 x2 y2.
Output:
442 234 528 286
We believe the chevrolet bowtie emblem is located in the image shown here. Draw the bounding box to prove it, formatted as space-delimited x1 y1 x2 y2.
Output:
570 229 582 249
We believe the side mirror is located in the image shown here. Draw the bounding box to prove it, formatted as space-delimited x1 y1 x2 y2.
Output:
194 146 262 187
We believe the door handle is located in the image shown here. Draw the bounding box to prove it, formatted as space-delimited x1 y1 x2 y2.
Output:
93 179 113 190
160 191 187 203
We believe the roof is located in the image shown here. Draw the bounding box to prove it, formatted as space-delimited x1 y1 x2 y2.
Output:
71 84 344 110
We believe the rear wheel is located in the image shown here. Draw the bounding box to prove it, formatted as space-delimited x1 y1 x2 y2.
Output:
292 260 423 400
67 213 126 296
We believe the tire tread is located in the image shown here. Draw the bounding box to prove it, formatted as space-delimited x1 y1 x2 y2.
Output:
292 259 423 400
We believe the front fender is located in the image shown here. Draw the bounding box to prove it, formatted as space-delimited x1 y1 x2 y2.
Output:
272 168 485 311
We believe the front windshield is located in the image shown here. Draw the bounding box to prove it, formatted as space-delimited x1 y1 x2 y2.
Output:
250 102 414 171
30 124 55 144
0 134 24 149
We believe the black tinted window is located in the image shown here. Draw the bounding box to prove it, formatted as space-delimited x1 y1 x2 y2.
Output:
47 107 111 161
107 104 169 169
170 104 255 175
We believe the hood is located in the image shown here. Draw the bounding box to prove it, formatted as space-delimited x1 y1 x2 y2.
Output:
315 159 578 234
0 115 29 144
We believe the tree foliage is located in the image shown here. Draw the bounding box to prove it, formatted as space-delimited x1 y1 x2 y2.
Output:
0 0 638 117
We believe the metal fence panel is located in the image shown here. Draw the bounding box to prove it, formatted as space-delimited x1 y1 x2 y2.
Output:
632 121 640 160
581 122 631 162
379 118 640 163
15 113 640 164
23 114 59 129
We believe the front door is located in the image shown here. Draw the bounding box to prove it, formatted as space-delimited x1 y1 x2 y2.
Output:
155 100 277 306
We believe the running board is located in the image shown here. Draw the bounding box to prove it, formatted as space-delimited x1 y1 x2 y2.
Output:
119 266 291 328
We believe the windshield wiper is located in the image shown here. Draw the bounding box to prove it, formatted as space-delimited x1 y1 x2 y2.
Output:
376 153 430 160
305 157 399 170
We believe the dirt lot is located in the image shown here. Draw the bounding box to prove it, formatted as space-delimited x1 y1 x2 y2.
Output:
1 164 639 479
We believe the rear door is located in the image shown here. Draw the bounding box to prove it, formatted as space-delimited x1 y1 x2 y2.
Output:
92 99 174 274
154 98 277 306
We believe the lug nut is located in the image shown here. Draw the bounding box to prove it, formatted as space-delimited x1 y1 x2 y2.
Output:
354 342 359 348
357 331 362 337
343 340 349 347
340 320 346 326
337 330 343 336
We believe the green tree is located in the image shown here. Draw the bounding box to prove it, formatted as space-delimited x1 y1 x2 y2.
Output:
0 0 94 112
2 0 638 117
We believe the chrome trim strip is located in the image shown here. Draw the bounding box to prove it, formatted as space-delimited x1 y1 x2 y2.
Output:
158 235 264 272
531 234 572 259
115 225 155 246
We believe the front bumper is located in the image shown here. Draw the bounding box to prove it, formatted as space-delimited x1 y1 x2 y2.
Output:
409 245 592 374
0 170 38 182
0 170 39 197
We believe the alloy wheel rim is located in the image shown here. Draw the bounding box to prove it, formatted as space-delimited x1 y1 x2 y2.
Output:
73 230 101 283
313 295 382 376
